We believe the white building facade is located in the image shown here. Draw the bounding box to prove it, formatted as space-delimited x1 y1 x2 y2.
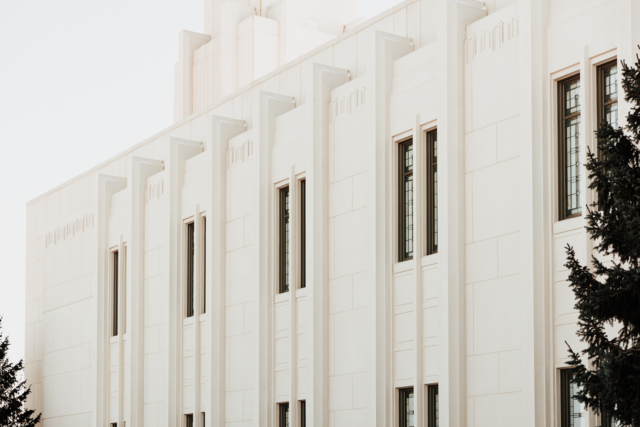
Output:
23 0 640 427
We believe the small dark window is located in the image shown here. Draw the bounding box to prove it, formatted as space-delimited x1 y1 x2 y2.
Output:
279 403 289 427
602 409 617 427
279 187 290 293
185 413 193 427
300 180 306 289
426 130 438 255
399 139 414 261
111 423 117 427
112 250 119 337
201 412 206 427
399 388 414 427
300 400 306 427
598 60 618 129
186 222 195 317
561 369 584 427
427 384 439 427
122 247 126 334
202 218 206 314
558 75 582 220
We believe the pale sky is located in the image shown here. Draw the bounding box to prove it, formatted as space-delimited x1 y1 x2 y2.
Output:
0 0 401 364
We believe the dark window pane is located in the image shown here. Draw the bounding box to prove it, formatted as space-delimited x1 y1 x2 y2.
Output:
186 223 195 317
112 251 118 337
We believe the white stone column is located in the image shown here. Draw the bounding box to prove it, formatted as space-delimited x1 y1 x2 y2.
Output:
209 115 246 427
254 92 295 427
168 138 203 426
128 157 163 427
519 1 549 427
307 64 349 427
289 166 299 427
412 113 425 427
369 30 413 427
95 174 126 427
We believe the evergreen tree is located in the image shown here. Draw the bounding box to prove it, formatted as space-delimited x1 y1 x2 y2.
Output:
0 317 41 427
565 52 640 426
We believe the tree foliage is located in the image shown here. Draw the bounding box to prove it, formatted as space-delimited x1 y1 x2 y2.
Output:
0 317 41 427
565 52 640 426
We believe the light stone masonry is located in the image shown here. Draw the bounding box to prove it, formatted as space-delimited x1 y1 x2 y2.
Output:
25 0 640 426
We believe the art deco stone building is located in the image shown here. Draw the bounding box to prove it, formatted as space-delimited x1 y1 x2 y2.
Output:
23 0 640 426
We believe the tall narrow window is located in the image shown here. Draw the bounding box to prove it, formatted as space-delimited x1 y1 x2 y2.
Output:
559 76 582 220
427 384 439 427
602 410 617 427
112 250 119 337
599 61 618 129
300 401 306 427
186 222 195 318
399 139 414 261
122 246 126 334
426 130 438 255
202 218 206 314
399 388 414 427
201 412 206 427
279 403 289 427
561 369 585 427
279 187 290 293
184 414 194 427
300 180 306 288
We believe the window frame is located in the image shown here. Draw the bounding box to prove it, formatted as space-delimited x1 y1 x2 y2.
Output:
425 129 438 255
399 387 415 427
184 413 194 427
279 186 290 293
427 384 439 427
300 400 306 427
398 137 414 262
185 221 195 318
597 59 618 129
558 74 582 221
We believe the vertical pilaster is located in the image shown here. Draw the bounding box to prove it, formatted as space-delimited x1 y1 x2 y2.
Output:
209 116 247 427
436 1 466 426
254 92 295 427
95 175 127 427
194 205 202 427
308 64 349 427
129 157 164 427
519 1 549 427
412 114 425 427
168 138 203 427
369 30 413 427
118 236 126 427
289 166 299 427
